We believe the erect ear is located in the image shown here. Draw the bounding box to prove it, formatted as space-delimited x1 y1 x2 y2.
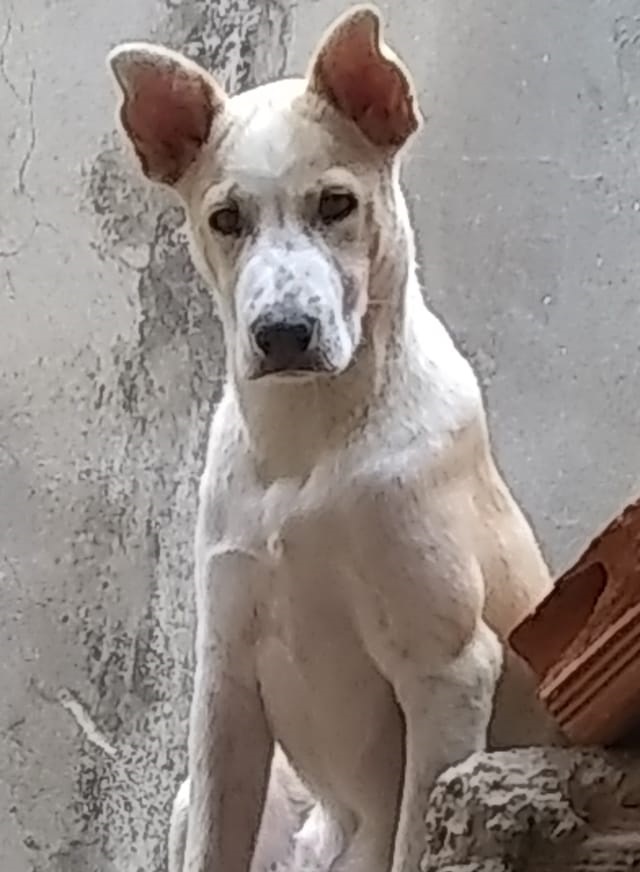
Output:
307 5 421 150
107 43 225 185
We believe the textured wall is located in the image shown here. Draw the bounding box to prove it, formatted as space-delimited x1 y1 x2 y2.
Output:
0 0 639 869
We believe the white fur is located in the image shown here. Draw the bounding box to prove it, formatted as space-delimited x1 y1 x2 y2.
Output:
108 7 553 872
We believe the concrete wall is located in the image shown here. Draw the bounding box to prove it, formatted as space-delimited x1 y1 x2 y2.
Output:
0 0 638 868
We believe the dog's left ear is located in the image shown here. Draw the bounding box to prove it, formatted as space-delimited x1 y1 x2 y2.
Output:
307 5 421 150
107 43 226 185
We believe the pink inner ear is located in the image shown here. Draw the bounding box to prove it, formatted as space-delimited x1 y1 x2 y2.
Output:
333 61 409 127
314 21 417 148
122 65 215 184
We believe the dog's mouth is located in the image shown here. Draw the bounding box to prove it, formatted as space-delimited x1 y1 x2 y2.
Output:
248 362 338 382
243 336 340 381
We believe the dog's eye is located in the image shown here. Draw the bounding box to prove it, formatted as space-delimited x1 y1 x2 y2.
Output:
318 190 358 224
208 203 243 237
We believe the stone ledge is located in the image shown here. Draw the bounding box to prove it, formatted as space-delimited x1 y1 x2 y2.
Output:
421 747 640 871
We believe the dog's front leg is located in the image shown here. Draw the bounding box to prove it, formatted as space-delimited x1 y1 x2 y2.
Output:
390 622 503 872
184 552 273 872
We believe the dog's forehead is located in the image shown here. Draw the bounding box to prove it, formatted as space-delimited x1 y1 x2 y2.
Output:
219 79 361 191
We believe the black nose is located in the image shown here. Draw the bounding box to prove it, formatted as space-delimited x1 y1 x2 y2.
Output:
253 317 317 364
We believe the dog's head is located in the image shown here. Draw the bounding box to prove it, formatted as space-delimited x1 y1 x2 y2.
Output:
108 5 421 382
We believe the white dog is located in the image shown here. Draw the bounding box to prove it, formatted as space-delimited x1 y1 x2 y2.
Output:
108 6 554 871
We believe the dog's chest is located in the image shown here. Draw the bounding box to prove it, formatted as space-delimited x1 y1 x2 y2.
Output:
255 455 401 603
256 466 361 612
229 445 474 668
249 457 448 681
248 462 381 655
253 470 406 797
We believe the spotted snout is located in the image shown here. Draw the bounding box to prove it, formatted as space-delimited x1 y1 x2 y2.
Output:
236 243 359 381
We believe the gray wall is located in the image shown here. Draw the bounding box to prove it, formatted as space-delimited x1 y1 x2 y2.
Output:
1 0 639 868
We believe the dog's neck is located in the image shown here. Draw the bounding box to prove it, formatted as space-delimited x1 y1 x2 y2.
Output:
227 229 427 482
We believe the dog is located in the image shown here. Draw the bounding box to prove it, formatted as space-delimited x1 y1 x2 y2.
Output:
108 6 555 871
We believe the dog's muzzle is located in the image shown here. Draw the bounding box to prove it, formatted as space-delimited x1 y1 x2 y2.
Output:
250 312 326 377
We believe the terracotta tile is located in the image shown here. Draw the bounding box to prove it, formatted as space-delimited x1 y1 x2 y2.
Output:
509 496 640 745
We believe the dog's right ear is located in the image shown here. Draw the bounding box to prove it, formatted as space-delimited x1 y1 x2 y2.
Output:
107 44 226 185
